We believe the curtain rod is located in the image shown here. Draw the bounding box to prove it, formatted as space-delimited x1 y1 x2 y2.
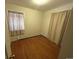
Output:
8 10 24 14
51 9 73 14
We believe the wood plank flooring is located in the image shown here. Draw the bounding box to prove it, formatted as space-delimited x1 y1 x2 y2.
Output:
11 35 60 59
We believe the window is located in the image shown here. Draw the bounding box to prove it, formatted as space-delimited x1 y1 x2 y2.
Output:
8 11 24 36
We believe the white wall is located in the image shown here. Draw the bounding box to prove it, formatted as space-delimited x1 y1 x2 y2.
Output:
41 3 73 40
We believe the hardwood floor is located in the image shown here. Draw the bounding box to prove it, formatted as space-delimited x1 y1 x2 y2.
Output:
11 35 60 59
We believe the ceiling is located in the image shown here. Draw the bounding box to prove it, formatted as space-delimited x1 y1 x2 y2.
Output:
6 0 73 11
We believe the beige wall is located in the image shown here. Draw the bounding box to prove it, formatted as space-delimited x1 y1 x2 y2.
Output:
6 4 43 41
5 3 73 58
5 6 12 57
58 10 73 59
40 3 73 42
5 17 11 58
5 4 43 57
40 3 73 59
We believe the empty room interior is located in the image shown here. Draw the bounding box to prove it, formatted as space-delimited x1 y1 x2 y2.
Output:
5 0 73 59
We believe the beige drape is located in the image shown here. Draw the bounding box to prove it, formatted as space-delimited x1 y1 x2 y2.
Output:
48 10 72 45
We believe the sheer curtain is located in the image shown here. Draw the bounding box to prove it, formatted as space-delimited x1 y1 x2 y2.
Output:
48 10 72 45
8 11 24 36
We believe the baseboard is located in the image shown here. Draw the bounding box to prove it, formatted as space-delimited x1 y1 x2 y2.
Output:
11 35 41 42
11 34 57 46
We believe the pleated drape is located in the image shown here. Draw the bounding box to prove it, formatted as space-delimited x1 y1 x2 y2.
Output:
48 10 72 44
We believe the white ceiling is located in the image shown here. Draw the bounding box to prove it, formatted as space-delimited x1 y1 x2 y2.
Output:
6 0 73 11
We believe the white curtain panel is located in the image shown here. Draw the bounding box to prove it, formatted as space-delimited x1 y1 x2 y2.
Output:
9 12 24 31
8 12 24 36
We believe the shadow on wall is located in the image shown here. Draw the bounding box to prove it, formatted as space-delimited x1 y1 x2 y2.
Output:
58 10 73 59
